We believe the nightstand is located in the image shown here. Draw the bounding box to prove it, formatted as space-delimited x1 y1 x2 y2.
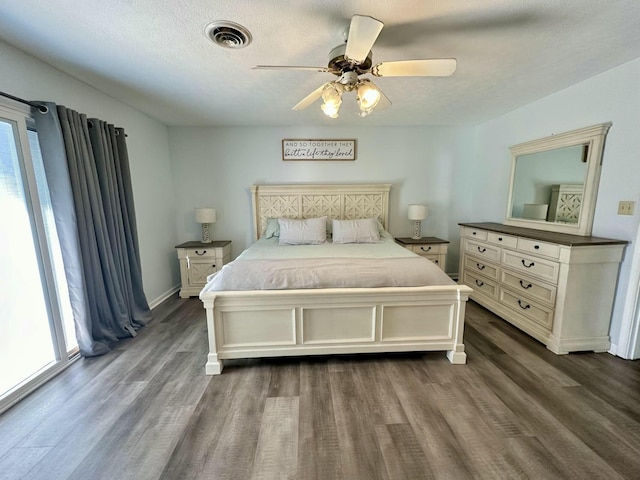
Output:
175 241 231 298
395 237 449 271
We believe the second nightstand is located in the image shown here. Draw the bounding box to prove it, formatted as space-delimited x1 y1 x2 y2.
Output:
395 237 449 272
176 240 231 298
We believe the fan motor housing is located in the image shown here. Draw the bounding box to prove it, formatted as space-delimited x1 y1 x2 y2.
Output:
328 44 372 75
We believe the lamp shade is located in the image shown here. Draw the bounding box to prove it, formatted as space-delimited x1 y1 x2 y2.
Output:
194 207 217 224
408 204 429 221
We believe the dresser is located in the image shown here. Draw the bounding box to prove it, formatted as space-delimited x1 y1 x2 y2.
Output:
458 222 626 354
395 237 449 271
176 241 231 298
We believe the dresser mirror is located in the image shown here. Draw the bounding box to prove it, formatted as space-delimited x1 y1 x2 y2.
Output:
504 122 611 236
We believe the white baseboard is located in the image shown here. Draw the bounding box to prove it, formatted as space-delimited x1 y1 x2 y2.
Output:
148 284 180 309
607 342 619 357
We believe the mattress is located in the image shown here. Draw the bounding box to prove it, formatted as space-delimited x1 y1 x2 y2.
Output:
201 234 454 292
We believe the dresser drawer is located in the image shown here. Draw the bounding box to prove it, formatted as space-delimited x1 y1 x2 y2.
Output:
502 250 560 284
499 287 554 330
463 271 498 299
517 238 560 259
464 254 499 281
464 240 501 263
487 232 518 249
409 244 442 255
501 269 557 305
462 227 488 241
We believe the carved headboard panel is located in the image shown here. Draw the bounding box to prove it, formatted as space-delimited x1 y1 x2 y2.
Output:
250 184 391 241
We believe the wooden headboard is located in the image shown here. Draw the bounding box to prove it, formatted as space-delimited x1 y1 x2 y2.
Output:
250 184 391 241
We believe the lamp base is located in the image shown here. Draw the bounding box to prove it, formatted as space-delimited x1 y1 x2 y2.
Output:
201 223 213 243
411 220 422 240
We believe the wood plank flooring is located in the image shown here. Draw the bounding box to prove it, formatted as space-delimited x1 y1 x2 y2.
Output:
1 295 639 480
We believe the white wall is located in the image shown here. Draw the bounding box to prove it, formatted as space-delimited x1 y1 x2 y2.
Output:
168 126 475 274
473 57 640 354
0 41 180 304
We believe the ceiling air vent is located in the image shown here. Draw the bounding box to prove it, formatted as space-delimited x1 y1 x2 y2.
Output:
205 21 252 49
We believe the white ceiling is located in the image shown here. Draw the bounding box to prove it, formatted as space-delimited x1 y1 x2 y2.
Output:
1 0 639 127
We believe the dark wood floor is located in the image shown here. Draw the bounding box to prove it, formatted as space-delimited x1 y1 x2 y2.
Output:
1 295 639 480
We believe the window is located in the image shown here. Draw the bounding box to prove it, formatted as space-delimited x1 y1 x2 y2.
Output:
0 101 77 413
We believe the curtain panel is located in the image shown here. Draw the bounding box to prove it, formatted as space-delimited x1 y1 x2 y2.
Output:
33 103 151 356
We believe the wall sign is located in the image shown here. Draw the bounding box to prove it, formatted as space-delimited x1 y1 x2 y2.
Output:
282 139 357 161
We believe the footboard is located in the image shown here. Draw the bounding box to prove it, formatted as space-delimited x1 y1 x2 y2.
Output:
199 285 472 374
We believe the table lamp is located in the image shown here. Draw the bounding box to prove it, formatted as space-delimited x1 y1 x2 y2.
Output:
195 207 216 243
408 204 429 239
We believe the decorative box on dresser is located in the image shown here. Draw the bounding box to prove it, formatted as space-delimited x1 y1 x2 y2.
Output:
395 237 449 271
176 241 231 298
458 222 626 354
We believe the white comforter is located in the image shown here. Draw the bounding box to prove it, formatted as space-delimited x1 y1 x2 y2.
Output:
201 236 454 292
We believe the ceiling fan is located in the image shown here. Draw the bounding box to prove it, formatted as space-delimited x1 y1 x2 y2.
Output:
253 14 457 118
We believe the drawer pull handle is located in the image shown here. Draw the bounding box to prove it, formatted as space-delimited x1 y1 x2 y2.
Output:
517 300 531 310
519 280 533 289
498 237 503 241
475 279 484 287
476 263 485 270
195 250 207 256
521 259 535 268
477 246 486 253
472 232 477 235
534 245 540 250
420 246 432 252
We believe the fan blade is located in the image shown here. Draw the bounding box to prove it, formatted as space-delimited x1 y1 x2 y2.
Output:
344 15 384 64
371 59 457 77
292 83 327 110
368 80 391 111
253 65 331 73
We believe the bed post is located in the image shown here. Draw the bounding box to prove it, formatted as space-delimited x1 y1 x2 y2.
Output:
203 297 224 374
446 290 469 364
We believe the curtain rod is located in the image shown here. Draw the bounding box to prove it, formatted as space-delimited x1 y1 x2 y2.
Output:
0 90 48 113
1 90 127 136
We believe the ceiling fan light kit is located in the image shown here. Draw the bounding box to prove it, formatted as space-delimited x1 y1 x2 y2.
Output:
253 14 456 118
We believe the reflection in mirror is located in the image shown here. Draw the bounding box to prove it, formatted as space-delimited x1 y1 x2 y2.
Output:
505 122 611 236
511 144 587 223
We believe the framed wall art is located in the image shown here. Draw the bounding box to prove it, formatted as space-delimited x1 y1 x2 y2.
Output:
282 139 357 161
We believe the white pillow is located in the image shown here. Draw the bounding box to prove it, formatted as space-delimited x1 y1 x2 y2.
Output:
278 217 327 245
332 218 381 244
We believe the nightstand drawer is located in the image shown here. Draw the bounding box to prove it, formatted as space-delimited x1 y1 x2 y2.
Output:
409 244 442 255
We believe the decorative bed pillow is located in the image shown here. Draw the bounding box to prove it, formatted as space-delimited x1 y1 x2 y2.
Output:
278 217 327 245
264 217 280 238
332 218 382 244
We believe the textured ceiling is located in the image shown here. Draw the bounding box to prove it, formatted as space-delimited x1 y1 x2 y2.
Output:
1 0 639 127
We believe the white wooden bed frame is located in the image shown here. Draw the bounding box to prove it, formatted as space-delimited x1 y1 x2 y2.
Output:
199 184 472 374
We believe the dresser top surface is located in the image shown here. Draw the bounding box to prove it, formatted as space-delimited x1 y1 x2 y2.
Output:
458 222 627 246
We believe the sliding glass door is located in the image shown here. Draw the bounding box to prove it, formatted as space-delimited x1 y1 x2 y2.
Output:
0 102 76 412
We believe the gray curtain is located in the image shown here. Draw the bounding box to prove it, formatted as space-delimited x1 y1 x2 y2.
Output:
33 103 151 356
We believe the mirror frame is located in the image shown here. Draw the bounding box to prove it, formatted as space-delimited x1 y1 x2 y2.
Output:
504 122 611 236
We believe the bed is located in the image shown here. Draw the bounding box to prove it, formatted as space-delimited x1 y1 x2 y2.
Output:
199 184 472 374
